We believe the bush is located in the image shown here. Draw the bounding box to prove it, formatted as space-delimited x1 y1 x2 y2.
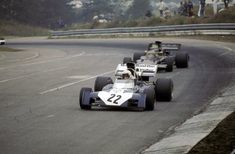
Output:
210 5 235 23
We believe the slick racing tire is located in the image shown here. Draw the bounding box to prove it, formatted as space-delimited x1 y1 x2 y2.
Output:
175 53 189 68
155 78 173 101
123 57 132 64
94 76 113 91
144 87 155 111
79 87 92 110
133 52 145 62
165 58 174 72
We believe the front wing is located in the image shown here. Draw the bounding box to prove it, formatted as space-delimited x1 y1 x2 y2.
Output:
83 91 146 109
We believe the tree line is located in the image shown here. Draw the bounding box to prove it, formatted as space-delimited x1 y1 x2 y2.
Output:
1 0 232 29
77 0 151 22
0 0 77 28
0 0 153 27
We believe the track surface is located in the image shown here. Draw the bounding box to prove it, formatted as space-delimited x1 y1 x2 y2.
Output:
0 38 235 154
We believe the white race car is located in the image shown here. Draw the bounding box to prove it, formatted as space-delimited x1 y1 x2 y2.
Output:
115 62 158 81
0 38 6 45
79 63 173 111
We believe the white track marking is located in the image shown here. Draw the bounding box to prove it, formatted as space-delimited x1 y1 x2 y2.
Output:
219 52 230 57
67 75 92 79
47 115 55 118
40 70 114 95
218 46 233 57
84 53 122 56
6 52 40 62
223 46 233 52
0 67 66 83
0 52 85 70
21 52 85 66
23 52 40 61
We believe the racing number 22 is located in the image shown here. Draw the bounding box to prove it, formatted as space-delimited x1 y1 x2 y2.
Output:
107 94 121 104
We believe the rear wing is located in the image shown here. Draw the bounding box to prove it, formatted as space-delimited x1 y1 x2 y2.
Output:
148 42 181 51
161 43 181 51
115 64 157 78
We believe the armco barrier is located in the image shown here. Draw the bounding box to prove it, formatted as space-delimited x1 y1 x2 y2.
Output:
50 23 235 38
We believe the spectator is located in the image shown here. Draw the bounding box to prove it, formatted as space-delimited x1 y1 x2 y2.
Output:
145 10 152 18
183 0 188 16
212 0 218 15
159 0 166 17
178 1 184 15
224 0 230 9
187 0 194 17
163 7 171 19
198 0 206 17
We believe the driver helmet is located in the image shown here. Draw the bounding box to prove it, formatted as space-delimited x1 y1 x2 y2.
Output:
155 41 162 46
155 41 162 52
157 51 164 56
122 70 133 79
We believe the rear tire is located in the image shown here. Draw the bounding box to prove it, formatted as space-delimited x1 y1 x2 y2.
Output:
144 87 155 111
94 76 113 91
133 52 145 62
175 53 189 68
79 87 92 110
155 78 173 101
123 57 132 64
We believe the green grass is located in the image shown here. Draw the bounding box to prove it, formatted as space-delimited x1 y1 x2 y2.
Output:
168 35 235 43
0 46 22 52
188 111 235 154
0 20 49 37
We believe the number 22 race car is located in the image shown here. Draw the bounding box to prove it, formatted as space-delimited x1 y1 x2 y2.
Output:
79 63 173 111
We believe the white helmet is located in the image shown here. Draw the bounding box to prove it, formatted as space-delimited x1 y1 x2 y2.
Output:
122 70 134 79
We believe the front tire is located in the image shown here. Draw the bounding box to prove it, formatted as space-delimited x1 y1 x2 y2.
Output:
123 57 132 64
79 87 92 110
133 52 145 62
144 87 155 111
155 78 173 101
94 76 113 91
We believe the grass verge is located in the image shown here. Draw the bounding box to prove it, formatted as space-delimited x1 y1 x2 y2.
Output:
0 20 48 37
188 111 235 154
0 46 22 52
168 35 235 43
51 34 235 44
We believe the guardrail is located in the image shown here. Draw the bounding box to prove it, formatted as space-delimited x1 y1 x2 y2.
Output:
50 23 235 38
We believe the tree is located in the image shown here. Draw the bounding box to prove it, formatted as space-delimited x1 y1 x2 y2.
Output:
77 0 114 22
125 0 151 19
0 0 77 28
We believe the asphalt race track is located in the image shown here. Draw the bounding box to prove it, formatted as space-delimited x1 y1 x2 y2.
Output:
0 38 235 154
